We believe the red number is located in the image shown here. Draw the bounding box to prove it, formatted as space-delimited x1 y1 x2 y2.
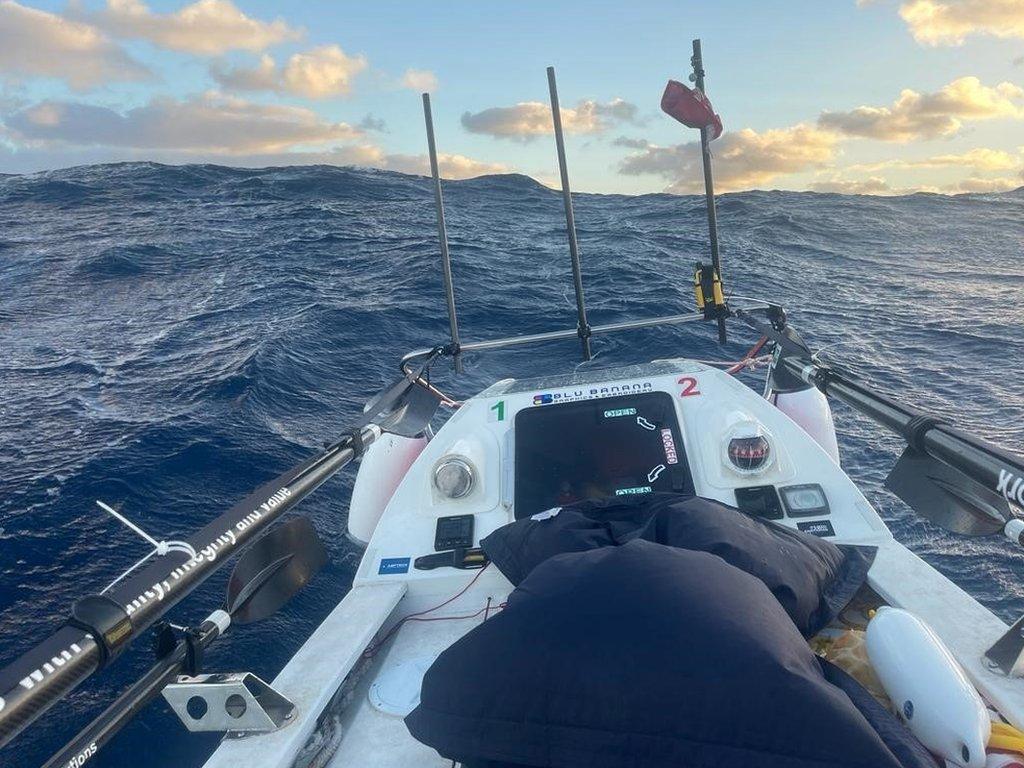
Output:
678 376 701 397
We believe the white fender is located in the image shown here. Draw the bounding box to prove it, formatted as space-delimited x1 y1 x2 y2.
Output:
866 607 989 768
347 432 428 546
771 387 840 464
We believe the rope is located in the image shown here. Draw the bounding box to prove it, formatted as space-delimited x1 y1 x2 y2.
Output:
96 500 197 594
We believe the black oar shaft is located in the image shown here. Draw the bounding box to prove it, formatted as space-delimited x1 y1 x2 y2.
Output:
782 357 1024 507
0 426 375 750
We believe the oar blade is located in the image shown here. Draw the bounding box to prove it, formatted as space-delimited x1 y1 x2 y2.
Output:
227 516 328 624
378 381 441 437
885 448 1010 536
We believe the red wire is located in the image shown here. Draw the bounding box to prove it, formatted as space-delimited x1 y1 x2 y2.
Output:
363 563 492 657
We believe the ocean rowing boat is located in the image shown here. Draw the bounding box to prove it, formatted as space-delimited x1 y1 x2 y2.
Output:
2 42 1023 768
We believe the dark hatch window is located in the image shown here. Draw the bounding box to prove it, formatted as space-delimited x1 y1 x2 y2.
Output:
513 391 693 518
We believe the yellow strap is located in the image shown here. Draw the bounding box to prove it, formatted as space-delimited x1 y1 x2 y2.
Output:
992 721 1024 739
988 731 1024 754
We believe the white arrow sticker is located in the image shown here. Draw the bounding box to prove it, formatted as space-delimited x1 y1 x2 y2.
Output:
647 464 666 483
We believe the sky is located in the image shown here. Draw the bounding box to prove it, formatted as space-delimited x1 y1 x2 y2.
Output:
0 0 1022 195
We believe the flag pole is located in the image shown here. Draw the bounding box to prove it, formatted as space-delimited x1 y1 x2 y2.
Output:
690 39 727 344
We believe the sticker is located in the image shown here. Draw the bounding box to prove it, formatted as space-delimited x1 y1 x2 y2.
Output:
678 376 701 397
489 400 506 422
796 520 836 538
531 382 654 406
636 416 656 431
997 469 1024 506
615 486 653 496
378 557 411 575
531 507 562 521
604 407 637 418
661 429 679 465
647 464 666 483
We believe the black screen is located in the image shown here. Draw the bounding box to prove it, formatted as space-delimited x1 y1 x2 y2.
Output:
514 391 692 518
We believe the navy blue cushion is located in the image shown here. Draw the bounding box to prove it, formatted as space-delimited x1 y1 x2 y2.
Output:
480 493 875 637
407 541 931 768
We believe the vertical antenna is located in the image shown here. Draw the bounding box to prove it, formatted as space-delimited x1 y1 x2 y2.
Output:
422 92 463 372
546 66 592 361
690 39 727 344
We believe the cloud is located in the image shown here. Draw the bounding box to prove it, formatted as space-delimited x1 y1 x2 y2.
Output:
210 45 367 98
461 98 639 141
810 176 893 194
4 93 360 153
612 136 651 149
84 0 302 55
945 175 1024 192
382 152 508 178
848 146 1023 172
818 76 1024 141
400 68 438 93
0 139 508 180
618 124 839 193
0 0 151 90
358 113 387 132
898 0 1024 45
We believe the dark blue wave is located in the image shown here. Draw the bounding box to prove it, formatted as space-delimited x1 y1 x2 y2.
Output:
0 162 1022 768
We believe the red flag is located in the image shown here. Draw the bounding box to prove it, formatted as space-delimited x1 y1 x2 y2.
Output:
661 80 723 140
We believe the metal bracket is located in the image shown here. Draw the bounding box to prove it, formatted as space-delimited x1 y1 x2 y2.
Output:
162 672 296 734
984 615 1024 677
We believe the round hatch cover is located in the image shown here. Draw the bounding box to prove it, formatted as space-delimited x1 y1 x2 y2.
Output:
368 656 435 717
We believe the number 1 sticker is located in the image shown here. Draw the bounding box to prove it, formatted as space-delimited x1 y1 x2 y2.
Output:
489 400 506 421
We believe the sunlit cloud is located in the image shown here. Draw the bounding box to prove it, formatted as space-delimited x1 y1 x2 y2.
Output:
461 98 639 141
810 176 893 194
818 76 1024 141
0 0 151 90
80 0 302 55
897 0 1024 45
400 68 438 93
847 146 1024 172
4 93 361 153
618 124 839 193
945 174 1024 192
210 45 367 98
0 141 508 179
383 152 507 178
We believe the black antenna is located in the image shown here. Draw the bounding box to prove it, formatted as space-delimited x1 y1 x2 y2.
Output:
546 66 592 361
422 92 463 372
690 39 727 344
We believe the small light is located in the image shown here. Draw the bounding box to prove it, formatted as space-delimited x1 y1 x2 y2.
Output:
725 422 772 474
433 457 475 499
779 484 830 518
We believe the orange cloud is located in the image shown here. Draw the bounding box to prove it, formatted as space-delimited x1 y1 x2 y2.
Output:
818 76 1024 141
898 0 1024 45
619 124 839 193
211 45 367 99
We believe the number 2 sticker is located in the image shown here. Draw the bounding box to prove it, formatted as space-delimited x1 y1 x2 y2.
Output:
678 377 701 397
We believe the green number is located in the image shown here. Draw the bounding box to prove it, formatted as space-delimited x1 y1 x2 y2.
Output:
490 400 505 421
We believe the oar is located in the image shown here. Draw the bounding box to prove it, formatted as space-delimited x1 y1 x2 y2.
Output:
42 515 328 768
885 447 1024 547
731 306 1024 548
0 358 441 752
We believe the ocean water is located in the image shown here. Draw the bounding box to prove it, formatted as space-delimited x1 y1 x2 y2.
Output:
0 162 1022 767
